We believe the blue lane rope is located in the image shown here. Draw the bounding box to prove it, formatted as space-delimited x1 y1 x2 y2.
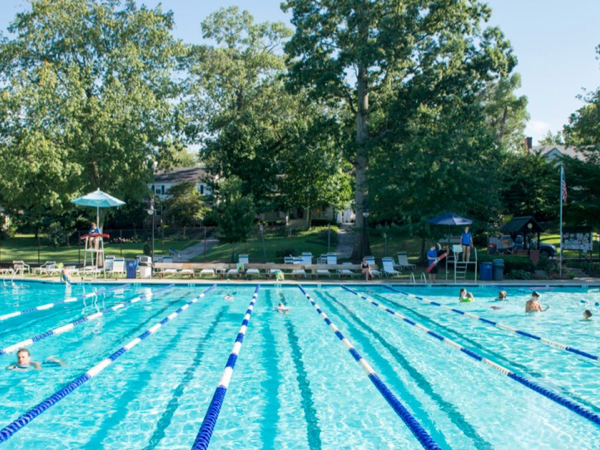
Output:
0 285 175 355
384 285 600 362
298 285 442 450
0 284 128 321
192 285 260 450
0 284 216 444
342 286 600 428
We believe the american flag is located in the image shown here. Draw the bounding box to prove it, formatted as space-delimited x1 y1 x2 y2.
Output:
561 167 567 203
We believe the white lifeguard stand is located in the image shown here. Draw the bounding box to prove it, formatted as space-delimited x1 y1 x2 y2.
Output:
446 244 478 283
82 233 105 280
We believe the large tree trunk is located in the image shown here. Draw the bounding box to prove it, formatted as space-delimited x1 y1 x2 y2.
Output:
351 62 372 260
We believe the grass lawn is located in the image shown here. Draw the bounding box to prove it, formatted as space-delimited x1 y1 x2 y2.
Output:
193 226 338 263
0 234 199 265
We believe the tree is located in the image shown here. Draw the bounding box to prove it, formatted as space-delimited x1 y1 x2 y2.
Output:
216 176 256 243
185 7 293 211
162 182 207 227
284 0 518 259
539 131 565 146
0 0 186 226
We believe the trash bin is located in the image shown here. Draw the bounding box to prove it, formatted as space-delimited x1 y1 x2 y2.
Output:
480 262 493 281
492 258 505 281
126 260 138 279
139 256 152 279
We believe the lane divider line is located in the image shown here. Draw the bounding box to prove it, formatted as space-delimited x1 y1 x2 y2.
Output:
299 285 441 450
0 285 216 444
192 285 260 450
384 285 600 362
0 285 176 355
0 285 128 321
342 285 600 427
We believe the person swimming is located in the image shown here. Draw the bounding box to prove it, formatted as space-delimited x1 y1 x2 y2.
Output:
224 293 234 301
525 291 549 312
497 290 507 301
583 309 593 321
6 348 66 371
459 289 474 302
275 302 291 314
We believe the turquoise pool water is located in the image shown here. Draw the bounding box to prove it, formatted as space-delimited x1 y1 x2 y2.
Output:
1 282 600 449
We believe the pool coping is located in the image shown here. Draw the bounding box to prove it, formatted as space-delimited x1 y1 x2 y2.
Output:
10 276 600 288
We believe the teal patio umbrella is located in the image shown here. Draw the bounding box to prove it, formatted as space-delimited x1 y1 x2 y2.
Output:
72 188 125 227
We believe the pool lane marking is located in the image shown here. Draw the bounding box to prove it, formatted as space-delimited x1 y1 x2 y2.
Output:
342 286 600 428
192 285 260 450
142 307 228 450
384 286 600 362
297 286 442 450
0 285 176 355
0 285 216 444
0 285 129 321
319 291 491 450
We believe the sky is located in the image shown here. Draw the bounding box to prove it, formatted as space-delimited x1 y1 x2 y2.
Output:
0 0 599 144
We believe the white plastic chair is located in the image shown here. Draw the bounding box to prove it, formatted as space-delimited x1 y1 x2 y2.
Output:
338 262 358 278
239 254 260 278
382 257 401 277
396 252 416 270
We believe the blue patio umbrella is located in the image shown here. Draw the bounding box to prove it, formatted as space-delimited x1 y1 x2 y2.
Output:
72 188 125 227
427 213 472 226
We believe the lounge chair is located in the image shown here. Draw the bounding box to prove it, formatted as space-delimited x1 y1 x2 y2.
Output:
338 262 358 278
239 255 260 278
199 268 216 278
292 256 307 278
161 257 178 277
365 256 382 278
13 261 30 275
106 259 125 278
396 252 416 270
315 254 336 278
382 257 401 277
34 261 56 276
266 262 283 279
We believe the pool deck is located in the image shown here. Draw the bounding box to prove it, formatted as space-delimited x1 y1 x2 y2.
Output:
13 275 600 287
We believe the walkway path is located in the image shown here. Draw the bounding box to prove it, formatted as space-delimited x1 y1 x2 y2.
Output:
335 223 354 259
174 238 219 261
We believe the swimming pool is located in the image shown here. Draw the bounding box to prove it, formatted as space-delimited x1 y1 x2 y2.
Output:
1 281 599 449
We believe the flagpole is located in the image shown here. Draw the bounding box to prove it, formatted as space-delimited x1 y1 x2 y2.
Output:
559 164 563 278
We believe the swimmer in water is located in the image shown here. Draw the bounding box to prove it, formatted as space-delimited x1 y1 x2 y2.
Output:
274 302 291 314
525 291 549 312
497 290 507 301
6 348 66 371
583 309 593 321
224 294 234 301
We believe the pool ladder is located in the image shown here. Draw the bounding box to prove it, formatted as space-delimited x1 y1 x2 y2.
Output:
409 272 427 284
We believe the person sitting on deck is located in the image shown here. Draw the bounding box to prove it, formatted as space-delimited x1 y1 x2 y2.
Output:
525 291 549 312
361 258 373 281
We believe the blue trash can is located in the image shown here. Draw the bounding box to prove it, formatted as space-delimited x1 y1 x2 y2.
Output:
480 262 493 281
492 259 505 281
126 260 138 279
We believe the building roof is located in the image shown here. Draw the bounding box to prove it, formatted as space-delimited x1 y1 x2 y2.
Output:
153 167 211 184
530 145 588 162
501 216 545 234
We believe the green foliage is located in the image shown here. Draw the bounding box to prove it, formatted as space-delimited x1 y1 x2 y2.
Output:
479 253 534 273
500 153 559 222
507 269 531 280
216 176 256 243
46 222 70 247
539 131 565 146
0 0 186 225
162 182 207 227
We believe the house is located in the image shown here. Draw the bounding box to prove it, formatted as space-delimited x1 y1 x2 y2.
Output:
149 167 212 200
529 145 588 163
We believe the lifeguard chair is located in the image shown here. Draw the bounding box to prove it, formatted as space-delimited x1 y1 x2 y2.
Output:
81 231 109 280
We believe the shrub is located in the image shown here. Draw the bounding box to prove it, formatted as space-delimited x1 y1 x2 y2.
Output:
478 253 534 273
507 269 531 280
46 223 70 247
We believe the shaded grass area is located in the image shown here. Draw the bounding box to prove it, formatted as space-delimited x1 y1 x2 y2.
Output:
193 226 338 263
0 234 198 264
